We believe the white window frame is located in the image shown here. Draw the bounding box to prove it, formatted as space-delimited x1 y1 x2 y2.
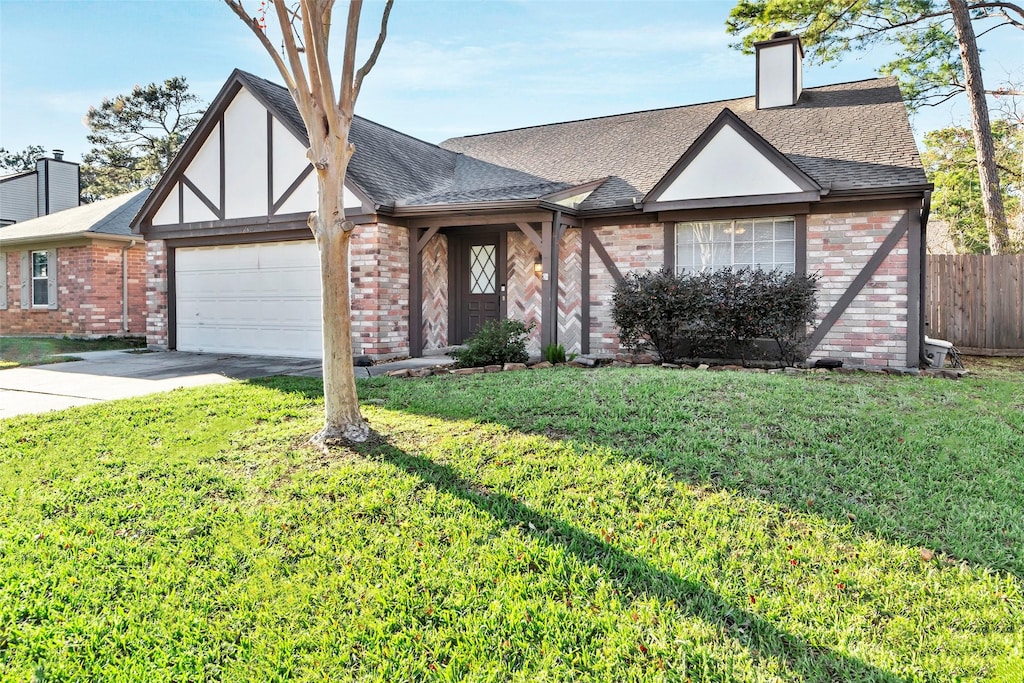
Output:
31 250 49 307
675 216 796 274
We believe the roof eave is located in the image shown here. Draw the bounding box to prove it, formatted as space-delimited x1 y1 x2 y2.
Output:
383 198 580 217
0 231 140 248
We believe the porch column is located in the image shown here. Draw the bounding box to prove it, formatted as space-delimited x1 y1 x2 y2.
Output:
540 220 556 349
408 225 439 357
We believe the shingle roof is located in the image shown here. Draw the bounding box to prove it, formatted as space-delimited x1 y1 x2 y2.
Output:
236 70 564 207
235 71 925 213
0 189 150 244
441 78 928 210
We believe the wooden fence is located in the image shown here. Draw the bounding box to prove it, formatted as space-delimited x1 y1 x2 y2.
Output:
926 254 1024 355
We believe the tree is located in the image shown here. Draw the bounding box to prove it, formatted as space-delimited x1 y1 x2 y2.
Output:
726 1 1024 253
225 0 393 446
0 145 46 172
81 77 205 201
922 120 1022 251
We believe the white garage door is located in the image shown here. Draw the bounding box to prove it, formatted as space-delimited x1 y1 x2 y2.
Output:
175 241 322 358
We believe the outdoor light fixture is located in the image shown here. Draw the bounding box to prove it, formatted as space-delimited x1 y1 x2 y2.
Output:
534 257 543 275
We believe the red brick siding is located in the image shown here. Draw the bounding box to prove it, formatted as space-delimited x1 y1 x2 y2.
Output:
807 211 909 368
350 223 410 359
0 244 146 337
587 224 665 356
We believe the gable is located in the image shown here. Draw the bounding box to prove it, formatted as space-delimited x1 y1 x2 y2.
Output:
644 108 820 209
141 75 367 229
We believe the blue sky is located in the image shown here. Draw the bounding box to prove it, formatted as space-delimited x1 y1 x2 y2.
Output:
1 0 1021 164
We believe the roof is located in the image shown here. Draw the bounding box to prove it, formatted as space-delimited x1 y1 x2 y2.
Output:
0 189 150 246
441 77 928 210
235 70 568 208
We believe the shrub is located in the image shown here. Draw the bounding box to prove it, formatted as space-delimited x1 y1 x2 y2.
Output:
452 318 535 368
542 343 578 364
612 267 819 365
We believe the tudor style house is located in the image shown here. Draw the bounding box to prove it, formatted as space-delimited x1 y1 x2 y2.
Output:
133 33 931 368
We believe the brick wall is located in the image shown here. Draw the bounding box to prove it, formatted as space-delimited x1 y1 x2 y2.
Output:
0 243 147 337
806 211 910 368
421 233 448 351
145 240 169 349
587 224 665 356
350 222 410 359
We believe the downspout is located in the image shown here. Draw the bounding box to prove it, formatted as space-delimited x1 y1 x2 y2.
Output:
122 240 136 333
919 191 931 362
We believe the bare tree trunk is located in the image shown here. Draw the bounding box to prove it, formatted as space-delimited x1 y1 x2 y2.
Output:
949 0 1010 254
311 168 369 445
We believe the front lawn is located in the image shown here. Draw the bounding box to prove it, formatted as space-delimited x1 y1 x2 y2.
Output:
1 367 1021 681
0 336 146 368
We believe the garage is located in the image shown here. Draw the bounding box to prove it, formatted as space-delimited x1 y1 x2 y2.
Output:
175 241 322 358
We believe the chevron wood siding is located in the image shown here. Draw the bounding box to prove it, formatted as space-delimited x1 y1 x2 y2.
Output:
558 228 583 354
422 233 448 350
506 231 542 354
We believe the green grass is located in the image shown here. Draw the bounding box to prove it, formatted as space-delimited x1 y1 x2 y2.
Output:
1 365 1022 681
0 335 146 368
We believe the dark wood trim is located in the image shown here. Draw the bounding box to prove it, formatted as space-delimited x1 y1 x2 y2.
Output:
656 203 810 224
416 225 441 253
540 220 555 348
142 211 377 240
795 214 807 276
177 183 184 224
662 222 674 273
906 207 922 366
581 230 591 355
645 191 819 214
409 227 424 357
806 212 910 353
515 222 543 251
755 43 762 111
271 165 314 215
540 178 608 204
167 246 177 350
407 211 550 230
589 231 624 284
267 110 274 218
42 159 50 215
219 114 226 217
498 230 508 321
166 229 315 249
181 175 223 220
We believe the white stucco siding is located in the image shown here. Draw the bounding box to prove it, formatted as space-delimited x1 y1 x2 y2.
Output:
223 89 269 220
151 183 180 226
758 43 796 108
182 184 218 223
657 124 802 201
185 122 221 202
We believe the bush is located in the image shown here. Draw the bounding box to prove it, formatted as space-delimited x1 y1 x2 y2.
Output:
542 343 578 364
612 267 819 365
452 318 535 368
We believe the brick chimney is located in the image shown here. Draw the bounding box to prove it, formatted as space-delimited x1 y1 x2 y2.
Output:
754 31 803 109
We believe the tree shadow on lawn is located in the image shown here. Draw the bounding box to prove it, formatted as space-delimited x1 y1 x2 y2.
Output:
352 429 905 682
251 370 1024 580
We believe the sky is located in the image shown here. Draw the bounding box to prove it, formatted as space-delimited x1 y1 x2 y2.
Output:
1 0 1022 165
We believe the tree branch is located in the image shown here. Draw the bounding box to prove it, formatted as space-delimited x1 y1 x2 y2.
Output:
223 0 297 93
353 0 393 101
338 0 361 116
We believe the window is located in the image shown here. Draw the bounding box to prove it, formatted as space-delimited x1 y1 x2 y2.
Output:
31 250 49 307
675 217 796 274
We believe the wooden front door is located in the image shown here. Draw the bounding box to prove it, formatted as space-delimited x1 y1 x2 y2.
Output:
451 233 504 344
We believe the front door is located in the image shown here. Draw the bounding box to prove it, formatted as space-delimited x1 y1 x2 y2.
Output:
451 233 503 344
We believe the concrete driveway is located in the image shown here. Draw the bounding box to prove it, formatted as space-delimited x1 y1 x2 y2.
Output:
0 349 453 420
0 350 323 420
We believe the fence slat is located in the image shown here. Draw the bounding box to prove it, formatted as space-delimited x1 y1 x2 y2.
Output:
926 254 1024 354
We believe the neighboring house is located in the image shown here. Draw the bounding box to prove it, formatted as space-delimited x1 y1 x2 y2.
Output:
0 190 149 337
0 151 80 226
133 33 931 368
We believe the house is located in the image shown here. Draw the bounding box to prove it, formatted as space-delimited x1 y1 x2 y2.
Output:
0 190 149 337
0 150 80 226
132 33 931 368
